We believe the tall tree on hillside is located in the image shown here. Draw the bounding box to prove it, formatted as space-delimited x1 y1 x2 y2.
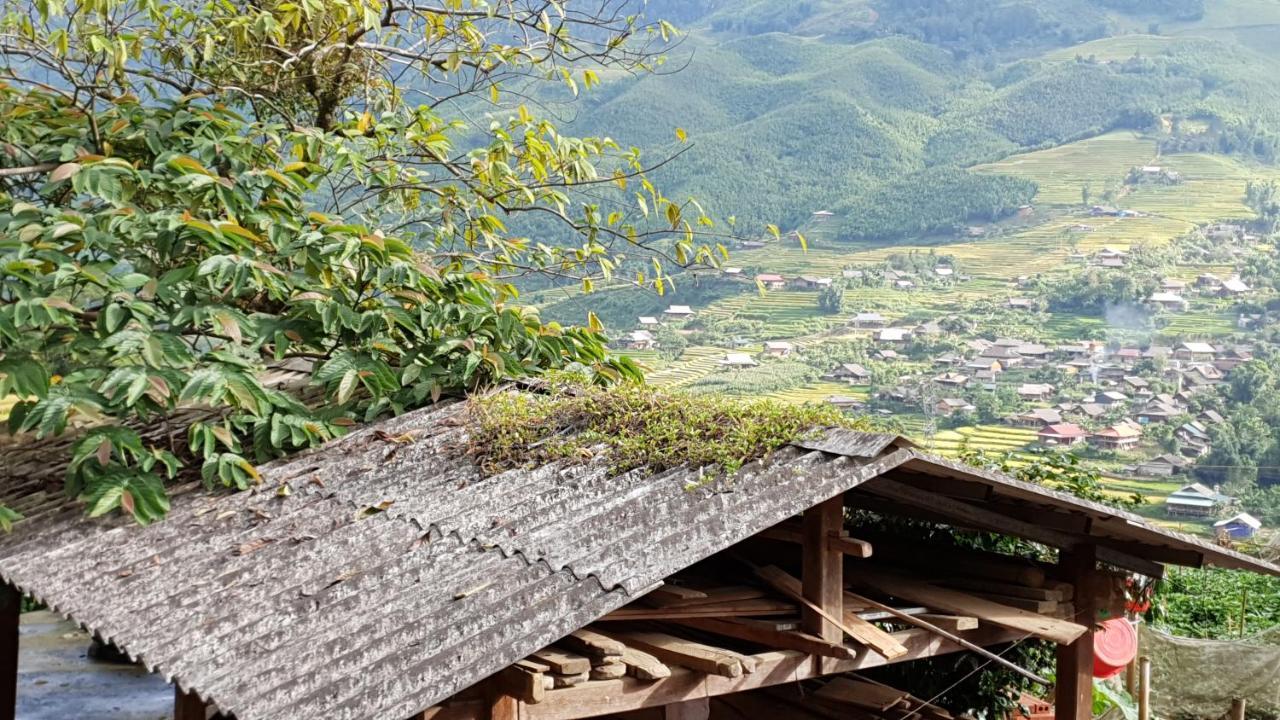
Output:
0 0 726 523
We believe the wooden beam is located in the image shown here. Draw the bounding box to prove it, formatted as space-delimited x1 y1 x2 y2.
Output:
846 566 1086 644
758 521 873 558
488 693 520 720
663 698 709 720
857 480 1164 577
671 618 857 660
174 688 209 720
1055 545 1098 720
606 631 744 678
523 626 1024 720
599 598 793 621
916 614 978 632
803 496 845 645
0 584 18 720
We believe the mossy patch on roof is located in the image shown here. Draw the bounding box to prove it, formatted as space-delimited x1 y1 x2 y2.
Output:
467 379 871 478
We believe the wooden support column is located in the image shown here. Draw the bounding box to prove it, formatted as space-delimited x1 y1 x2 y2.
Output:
486 683 521 720
0 584 18 720
1054 545 1098 720
174 688 209 720
803 496 845 675
663 697 709 720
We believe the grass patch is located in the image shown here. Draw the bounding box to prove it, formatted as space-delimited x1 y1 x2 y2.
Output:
467 381 869 478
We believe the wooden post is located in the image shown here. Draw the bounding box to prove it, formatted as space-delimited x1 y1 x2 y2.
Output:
1229 697 1246 720
0 584 19 720
802 497 844 641
1137 656 1151 720
1054 545 1097 720
663 697 710 720
174 688 209 720
486 681 521 720
1124 659 1137 696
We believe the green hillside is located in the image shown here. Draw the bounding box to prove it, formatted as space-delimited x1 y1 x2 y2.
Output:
552 0 1280 239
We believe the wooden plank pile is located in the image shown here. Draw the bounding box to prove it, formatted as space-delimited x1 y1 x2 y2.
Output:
500 524 1091 714
717 676 956 720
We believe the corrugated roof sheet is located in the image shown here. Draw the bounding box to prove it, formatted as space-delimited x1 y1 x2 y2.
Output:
0 391 1276 719
0 396 909 720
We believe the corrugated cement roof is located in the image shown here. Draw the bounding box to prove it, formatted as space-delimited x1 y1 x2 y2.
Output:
0 396 912 720
0 392 1275 719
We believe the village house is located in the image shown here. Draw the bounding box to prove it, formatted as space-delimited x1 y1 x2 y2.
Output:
1195 273 1221 290
1176 421 1212 457
1007 298 1036 310
1143 346 1172 361
1014 344 1050 361
1136 453 1190 477
841 269 865 280
1148 292 1188 312
763 341 795 358
719 352 758 368
894 279 916 290
1090 422 1142 451
1073 403 1108 420
824 394 864 411
1113 348 1142 365
1200 409 1226 425
827 363 871 383
980 345 1022 367
934 267 954 278
637 316 660 328
933 352 963 367
663 305 695 319
1160 278 1188 291
1016 383 1055 401
933 372 969 388
914 320 944 336
1137 400 1182 424
1123 376 1150 393
1096 246 1128 260
1218 275 1249 295
810 209 835 222
935 398 977 417
795 275 833 290
1215 513 1262 540
755 273 787 291
851 312 887 328
1098 257 1126 269
721 267 744 278
1015 408 1063 428
1038 423 1089 447
1181 364 1223 388
1214 346 1253 372
1165 483 1233 518
964 359 1003 377
876 328 911 344
873 349 902 362
1093 390 1129 406
624 330 656 351
1175 342 1217 361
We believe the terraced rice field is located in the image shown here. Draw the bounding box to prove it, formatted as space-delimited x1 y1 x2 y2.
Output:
646 346 732 388
768 381 868 405
974 131 1157 205
1120 155 1267 224
700 291 838 337
918 425 1039 457
1160 309 1237 336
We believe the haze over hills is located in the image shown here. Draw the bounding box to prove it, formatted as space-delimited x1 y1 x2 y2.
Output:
552 0 1280 238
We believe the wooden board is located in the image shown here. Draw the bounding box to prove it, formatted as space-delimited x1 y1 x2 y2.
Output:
916 614 978 632
848 567 1086 644
619 646 672 681
941 577 1065 602
969 593 1058 614
529 647 591 676
600 598 794 621
560 629 625 659
814 677 908 712
673 618 857 660
608 631 744 678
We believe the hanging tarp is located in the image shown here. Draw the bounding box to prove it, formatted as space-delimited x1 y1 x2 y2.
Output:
1142 625 1280 719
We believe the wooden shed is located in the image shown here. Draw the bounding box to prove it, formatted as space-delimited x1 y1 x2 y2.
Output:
0 393 1276 720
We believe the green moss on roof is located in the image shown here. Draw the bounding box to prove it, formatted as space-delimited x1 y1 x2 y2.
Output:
467 380 872 479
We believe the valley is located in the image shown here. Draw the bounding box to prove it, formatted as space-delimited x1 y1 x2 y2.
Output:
540 8 1280 541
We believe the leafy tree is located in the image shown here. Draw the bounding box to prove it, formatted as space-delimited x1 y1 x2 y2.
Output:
817 283 846 314
0 0 725 523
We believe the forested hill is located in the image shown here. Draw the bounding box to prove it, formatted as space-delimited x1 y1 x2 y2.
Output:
554 0 1280 240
